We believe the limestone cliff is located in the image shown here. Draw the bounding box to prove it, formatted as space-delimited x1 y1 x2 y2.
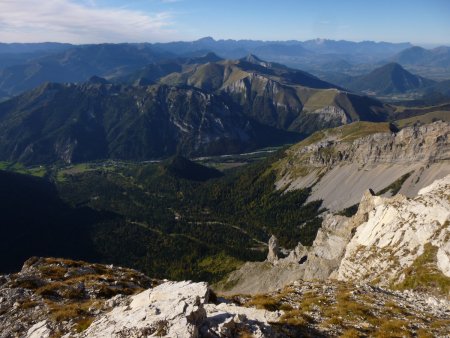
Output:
275 121 450 211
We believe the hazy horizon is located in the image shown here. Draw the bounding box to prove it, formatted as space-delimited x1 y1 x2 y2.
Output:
0 36 446 50
0 0 449 46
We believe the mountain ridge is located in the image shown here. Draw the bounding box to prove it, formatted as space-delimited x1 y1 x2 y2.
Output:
0 39 418 99
0 56 391 164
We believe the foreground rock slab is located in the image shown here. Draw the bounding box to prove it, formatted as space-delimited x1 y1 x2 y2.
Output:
81 281 209 337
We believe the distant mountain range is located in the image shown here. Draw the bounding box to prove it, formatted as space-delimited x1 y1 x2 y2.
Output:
0 42 73 70
152 37 413 66
0 38 449 100
0 38 421 99
0 42 72 54
0 55 390 164
0 44 170 97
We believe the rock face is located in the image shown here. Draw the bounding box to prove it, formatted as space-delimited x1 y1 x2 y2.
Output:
337 175 450 288
162 57 388 134
286 121 449 168
218 175 450 298
275 121 450 211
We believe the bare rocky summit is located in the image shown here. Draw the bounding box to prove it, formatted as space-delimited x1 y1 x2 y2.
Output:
0 258 283 338
236 279 450 337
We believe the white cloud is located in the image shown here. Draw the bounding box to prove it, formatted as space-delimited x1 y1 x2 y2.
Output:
0 0 178 43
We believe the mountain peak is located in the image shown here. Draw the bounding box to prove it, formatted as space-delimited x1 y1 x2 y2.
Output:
88 75 109 84
199 52 223 62
240 54 271 68
409 45 427 52
243 54 264 63
196 36 215 43
378 62 405 73
348 61 434 95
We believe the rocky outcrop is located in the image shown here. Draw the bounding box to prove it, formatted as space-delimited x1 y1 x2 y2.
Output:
309 105 349 125
276 121 450 210
218 175 450 298
288 121 449 168
337 175 450 290
217 190 384 295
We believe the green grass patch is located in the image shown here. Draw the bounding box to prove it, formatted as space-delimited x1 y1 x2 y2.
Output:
0 161 47 177
28 166 47 177
395 110 450 129
197 252 244 283
394 243 450 296
56 163 93 182
0 161 10 170
303 89 337 110
337 122 392 143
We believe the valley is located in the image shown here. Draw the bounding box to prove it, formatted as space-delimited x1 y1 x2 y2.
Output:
1 119 448 286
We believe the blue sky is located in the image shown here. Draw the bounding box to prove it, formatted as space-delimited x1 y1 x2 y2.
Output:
0 0 449 46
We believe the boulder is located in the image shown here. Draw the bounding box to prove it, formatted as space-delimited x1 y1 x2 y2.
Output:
81 281 209 338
